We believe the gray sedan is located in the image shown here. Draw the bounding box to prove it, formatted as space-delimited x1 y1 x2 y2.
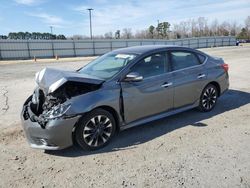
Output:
21 45 229 151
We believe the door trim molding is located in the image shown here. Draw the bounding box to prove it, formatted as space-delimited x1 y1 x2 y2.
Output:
120 100 199 130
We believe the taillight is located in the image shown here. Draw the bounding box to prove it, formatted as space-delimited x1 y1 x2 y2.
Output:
221 63 229 72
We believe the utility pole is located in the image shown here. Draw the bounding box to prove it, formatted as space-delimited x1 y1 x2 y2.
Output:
50 26 53 39
87 8 94 39
50 26 53 34
157 20 160 39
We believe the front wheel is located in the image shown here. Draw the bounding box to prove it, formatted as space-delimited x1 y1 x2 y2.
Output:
198 84 218 112
75 109 116 151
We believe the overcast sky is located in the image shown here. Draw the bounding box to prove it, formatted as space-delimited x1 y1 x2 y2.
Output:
0 0 250 36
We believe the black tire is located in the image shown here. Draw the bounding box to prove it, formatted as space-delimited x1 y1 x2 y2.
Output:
75 108 116 151
198 84 218 112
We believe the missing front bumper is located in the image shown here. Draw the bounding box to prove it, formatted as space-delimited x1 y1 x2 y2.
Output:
21 99 80 150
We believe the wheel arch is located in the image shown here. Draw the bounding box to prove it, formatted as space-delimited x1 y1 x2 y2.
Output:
95 105 121 132
71 105 121 148
73 105 121 132
206 81 221 97
205 81 221 96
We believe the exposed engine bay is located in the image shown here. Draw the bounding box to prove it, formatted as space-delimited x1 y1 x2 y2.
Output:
26 68 104 128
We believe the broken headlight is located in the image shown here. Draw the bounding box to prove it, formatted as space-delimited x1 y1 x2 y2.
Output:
43 103 71 120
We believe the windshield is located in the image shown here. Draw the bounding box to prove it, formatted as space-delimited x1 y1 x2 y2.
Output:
78 53 137 80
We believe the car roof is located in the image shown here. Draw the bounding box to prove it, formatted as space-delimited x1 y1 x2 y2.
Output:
111 45 198 55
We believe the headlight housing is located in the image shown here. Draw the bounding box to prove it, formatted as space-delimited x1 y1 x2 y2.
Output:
43 103 71 120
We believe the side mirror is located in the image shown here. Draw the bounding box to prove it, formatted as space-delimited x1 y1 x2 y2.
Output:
124 72 143 82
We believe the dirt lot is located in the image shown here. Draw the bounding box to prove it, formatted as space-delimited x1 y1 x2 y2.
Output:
0 45 250 188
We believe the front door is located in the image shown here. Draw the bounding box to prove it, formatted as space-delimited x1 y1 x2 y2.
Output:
121 52 174 124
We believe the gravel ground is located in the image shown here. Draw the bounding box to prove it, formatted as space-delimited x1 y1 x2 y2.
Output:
0 45 250 188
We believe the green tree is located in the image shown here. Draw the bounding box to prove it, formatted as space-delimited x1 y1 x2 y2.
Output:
24 32 31 39
56 35 66 40
157 22 171 38
8 32 17 39
0 35 7 39
115 30 120 39
148 25 155 38
17 32 25 39
237 28 248 39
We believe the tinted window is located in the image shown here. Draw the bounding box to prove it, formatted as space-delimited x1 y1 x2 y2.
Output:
131 53 168 78
170 51 200 71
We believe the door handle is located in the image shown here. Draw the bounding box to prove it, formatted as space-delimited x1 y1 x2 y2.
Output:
161 82 173 88
197 74 206 79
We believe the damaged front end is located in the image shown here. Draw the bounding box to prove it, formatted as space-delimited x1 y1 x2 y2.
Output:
30 67 104 127
28 88 71 128
29 81 101 128
21 68 104 149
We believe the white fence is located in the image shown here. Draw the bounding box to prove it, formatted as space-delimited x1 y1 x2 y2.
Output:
0 36 236 60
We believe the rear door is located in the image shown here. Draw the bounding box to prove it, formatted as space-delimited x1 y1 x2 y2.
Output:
121 52 174 123
169 50 207 108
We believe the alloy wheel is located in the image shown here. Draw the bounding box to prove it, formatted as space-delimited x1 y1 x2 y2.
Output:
202 87 217 110
83 115 113 147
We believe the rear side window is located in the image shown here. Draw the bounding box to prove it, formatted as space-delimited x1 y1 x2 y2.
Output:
197 54 206 63
170 51 200 71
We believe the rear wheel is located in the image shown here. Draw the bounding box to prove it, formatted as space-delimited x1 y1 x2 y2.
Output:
75 109 116 151
198 84 218 112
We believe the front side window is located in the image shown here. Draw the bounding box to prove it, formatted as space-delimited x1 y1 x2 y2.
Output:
131 53 168 78
170 51 200 71
79 53 137 80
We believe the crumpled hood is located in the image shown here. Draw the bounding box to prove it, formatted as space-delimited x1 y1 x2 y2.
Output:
35 68 104 94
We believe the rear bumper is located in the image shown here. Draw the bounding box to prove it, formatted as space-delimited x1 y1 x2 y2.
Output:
219 72 229 96
21 98 80 150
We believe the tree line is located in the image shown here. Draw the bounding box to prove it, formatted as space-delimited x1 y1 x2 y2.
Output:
1 16 250 40
69 16 250 40
0 32 66 40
